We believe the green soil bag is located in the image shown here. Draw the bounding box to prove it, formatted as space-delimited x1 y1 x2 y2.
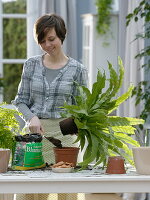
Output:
12 133 46 170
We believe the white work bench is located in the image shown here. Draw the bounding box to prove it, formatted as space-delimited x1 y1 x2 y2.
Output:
0 169 150 194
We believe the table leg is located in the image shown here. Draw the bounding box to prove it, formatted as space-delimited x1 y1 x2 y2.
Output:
85 193 123 200
0 194 14 200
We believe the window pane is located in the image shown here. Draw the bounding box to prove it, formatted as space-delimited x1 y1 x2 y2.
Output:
3 18 27 59
3 64 22 103
2 0 26 14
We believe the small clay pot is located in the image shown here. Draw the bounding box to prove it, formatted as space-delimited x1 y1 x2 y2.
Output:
53 147 79 167
106 156 126 174
0 149 10 173
59 117 78 135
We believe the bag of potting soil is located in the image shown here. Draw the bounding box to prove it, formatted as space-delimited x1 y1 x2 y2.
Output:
12 133 46 170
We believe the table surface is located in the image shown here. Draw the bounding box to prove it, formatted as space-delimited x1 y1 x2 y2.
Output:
1 168 150 194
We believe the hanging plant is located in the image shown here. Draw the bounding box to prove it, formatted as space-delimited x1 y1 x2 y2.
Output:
126 0 150 124
95 0 113 35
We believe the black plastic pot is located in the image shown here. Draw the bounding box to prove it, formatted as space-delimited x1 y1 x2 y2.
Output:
59 117 78 135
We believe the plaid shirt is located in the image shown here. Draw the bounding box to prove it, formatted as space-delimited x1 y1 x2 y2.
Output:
12 55 88 121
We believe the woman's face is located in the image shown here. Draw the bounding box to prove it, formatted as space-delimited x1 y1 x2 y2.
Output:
39 28 62 56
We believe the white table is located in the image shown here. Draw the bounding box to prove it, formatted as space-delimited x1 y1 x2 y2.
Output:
0 169 150 194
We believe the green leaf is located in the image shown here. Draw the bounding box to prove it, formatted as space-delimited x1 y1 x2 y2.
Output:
87 111 107 123
112 126 136 135
114 132 140 147
108 85 134 114
87 70 106 109
74 129 86 151
108 61 118 96
126 13 133 19
108 116 144 126
79 134 99 167
74 118 87 129
118 56 125 90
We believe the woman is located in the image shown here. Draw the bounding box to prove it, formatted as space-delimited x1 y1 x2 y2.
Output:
13 13 87 200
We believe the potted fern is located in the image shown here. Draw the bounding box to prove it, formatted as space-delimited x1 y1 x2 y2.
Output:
0 103 21 172
60 57 144 170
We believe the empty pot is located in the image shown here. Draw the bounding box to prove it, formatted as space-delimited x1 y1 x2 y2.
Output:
106 156 126 174
132 147 150 175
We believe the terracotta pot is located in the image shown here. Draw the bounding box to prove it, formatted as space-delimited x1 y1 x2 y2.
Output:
53 147 79 167
106 156 126 174
132 147 150 175
0 149 10 173
59 118 78 135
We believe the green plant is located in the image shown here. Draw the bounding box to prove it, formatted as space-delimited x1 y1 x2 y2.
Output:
95 0 113 35
61 57 144 169
0 103 21 150
126 0 150 123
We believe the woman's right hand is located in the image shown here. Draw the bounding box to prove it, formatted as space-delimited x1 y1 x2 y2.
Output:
29 116 44 135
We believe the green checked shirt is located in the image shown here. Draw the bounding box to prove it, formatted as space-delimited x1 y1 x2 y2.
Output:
12 55 88 121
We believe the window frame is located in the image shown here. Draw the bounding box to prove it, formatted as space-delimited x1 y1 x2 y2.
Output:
0 0 27 102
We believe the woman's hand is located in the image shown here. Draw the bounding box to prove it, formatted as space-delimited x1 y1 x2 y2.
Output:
29 116 44 135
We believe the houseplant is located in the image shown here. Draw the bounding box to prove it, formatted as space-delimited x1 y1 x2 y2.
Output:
0 103 21 150
0 103 21 172
60 57 144 170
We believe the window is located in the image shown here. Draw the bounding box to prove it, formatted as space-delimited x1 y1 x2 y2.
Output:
0 0 27 103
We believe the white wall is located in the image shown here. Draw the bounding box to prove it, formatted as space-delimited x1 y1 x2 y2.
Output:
82 13 119 90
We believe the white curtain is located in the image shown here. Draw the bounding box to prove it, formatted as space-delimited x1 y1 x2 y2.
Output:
117 0 144 118
118 1 146 200
27 0 77 59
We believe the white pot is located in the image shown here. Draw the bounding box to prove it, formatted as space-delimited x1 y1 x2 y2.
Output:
132 147 150 175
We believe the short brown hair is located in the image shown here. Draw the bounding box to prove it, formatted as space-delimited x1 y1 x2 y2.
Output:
34 13 67 44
